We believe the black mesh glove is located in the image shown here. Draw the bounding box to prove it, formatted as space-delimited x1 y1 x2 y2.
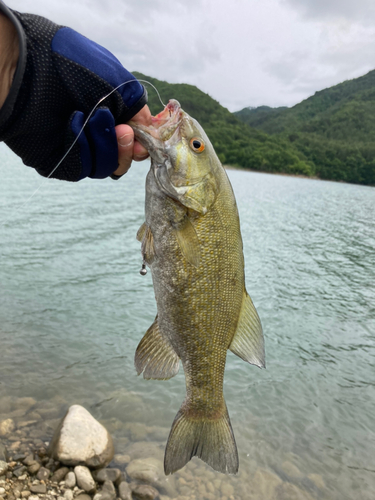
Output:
0 1 147 181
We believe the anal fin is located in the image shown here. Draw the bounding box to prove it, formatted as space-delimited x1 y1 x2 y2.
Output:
135 316 180 380
229 289 265 368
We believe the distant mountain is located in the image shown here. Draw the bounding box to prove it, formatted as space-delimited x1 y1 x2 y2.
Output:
133 72 313 177
235 106 288 129
234 70 375 185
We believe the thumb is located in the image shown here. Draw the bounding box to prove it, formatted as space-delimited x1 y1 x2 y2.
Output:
114 124 134 176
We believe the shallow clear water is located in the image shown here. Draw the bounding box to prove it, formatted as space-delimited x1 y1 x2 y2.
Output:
0 143 374 499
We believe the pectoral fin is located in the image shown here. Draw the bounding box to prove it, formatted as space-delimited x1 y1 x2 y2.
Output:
174 216 200 268
137 222 156 264
229 289 265 368
136 222 147 242
135 316 180 380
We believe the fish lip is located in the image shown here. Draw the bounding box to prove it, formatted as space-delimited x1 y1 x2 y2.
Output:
130 100 184 159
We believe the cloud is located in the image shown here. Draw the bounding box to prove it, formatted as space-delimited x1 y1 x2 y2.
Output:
8 0 375 111
281 0 375 24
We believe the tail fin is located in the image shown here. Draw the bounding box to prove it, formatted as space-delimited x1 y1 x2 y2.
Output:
164 404 238 475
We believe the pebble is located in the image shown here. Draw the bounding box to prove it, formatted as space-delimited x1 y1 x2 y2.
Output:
21 492 31 498
64 472 76 489
13 466 27 478
28 496 39 500
118 482 132 500
74 466 96 494
28 463 41 475
50 467 69 483
23 456 36 467
0 488 5 495
93 480 116 500
63 490 73 500
30 484 47 495
0 462 7 476
36 467 50 481
75 495 92 500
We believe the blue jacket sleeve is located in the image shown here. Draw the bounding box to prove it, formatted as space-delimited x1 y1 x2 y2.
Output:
0 1 147 181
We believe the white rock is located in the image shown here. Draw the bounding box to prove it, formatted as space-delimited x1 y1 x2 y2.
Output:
64 490 74 500
48 405 114 468
65 472 76 489
74 466 96 494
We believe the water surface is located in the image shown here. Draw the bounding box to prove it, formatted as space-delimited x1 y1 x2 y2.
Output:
0 143 374 499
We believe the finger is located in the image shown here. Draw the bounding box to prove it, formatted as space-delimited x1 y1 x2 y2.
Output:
114 124 134 176
133 140 149 161
132 105 152 127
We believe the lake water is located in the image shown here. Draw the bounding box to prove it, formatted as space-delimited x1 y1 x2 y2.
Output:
0 142 374 500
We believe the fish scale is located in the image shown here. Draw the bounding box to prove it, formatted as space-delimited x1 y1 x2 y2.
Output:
131 99 265 475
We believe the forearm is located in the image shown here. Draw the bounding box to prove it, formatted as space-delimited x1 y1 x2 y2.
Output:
0 12 19 109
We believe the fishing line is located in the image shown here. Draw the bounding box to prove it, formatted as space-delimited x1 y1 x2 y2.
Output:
0 79 165 227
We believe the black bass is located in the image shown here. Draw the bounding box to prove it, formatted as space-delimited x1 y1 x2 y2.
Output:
131 100 265 475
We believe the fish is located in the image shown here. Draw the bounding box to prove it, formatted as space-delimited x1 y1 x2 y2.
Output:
130 99 265 475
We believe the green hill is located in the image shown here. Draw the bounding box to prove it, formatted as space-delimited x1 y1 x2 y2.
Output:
234 70 375 185
133 72 314 177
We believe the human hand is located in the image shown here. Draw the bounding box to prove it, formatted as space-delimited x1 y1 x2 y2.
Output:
0 4 149 182
113 105 152 177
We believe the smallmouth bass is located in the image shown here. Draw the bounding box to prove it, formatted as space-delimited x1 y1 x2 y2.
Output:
131 100 265 475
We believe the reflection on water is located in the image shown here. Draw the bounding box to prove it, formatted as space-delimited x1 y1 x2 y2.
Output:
0 143 374 499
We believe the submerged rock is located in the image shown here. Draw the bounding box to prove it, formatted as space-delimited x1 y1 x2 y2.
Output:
0 419 15 437
0 444 8 462
118 482 132 500
131 484 159 500
126 458 176 497
48 405 114 468
94 468 121 484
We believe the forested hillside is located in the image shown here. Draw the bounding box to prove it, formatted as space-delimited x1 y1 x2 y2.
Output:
133 72 314 177
235 70 375 185
133 71 375 185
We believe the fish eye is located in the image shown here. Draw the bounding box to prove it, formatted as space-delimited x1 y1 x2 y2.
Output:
189 137 205 153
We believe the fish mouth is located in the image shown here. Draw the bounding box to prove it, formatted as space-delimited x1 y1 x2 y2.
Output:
130 100 184 161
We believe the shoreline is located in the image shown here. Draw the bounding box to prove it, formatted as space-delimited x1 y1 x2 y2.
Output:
224 164 321 181
223 165 364 185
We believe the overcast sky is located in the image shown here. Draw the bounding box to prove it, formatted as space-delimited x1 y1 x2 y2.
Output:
9 0 375 112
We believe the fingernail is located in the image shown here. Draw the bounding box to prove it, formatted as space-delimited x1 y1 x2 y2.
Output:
118 133 133 148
